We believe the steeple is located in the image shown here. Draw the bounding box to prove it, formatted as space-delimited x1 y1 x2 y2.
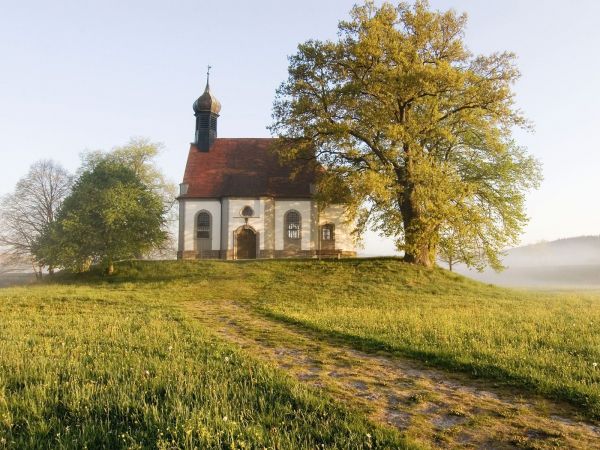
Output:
193 66 221 151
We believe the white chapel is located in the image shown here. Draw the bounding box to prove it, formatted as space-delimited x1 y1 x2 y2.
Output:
177 77 356 260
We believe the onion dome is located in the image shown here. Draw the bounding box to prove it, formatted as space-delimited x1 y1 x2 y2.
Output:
193 79 221 115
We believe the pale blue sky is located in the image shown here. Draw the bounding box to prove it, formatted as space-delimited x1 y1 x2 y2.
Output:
1 1 599 255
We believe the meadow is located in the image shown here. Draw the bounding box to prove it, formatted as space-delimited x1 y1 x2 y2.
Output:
1 258 599 448
0 274 410 449
249 259 600 419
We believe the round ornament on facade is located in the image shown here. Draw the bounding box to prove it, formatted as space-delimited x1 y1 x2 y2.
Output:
241 206 254 217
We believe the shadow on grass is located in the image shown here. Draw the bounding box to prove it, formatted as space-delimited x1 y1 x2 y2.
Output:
257 308 600 421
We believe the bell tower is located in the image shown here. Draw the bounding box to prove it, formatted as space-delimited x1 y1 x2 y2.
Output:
192 66 221 151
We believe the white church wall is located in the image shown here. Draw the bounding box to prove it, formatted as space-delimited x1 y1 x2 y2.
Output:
179 198 354 257
274 200 312 250
227 198 265 250
320 205 355 252
178 200 186 253
182 200 222 251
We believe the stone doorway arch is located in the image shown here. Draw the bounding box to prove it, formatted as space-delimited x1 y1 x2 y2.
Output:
235 226 257 259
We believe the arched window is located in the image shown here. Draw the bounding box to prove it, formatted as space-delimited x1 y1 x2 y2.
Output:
196 211 211 239
285 210 301 240
321 223 335 241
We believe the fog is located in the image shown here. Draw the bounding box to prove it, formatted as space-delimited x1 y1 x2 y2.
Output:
454 236 600 289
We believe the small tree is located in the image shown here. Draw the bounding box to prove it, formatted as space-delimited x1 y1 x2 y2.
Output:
438 233 459 272
437 218 509 272
270 1 541 269
37 160 167 274
81 137 177 258
0 160 72 276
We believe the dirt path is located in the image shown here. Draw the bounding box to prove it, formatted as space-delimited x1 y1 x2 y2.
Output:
186 299 600 449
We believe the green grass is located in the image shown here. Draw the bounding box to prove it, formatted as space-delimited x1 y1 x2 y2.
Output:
57 258 600 418
0 277 410 449
2 257 600 448
244 258 600 418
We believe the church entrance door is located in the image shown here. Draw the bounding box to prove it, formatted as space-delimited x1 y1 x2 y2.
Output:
236 228 256 259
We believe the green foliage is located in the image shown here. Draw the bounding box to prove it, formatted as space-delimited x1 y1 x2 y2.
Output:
0 275 411 449
270 1 542 268
81 137 176 205
81 138 178 258
34 160 167 273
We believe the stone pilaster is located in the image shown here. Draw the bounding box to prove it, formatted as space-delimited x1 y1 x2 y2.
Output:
263 197 276 257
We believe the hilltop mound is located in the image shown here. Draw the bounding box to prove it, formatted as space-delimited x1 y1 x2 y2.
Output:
64 257 489 295
41 258 600 421
98 258 600 419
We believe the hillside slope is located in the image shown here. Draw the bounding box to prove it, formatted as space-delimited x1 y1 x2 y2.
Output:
66 258 600 418
0 266 412 449
5 258 597 448
455 235 600 287
506 236 600 267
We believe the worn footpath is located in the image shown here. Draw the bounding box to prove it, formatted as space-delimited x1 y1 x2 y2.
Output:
187 299 600 449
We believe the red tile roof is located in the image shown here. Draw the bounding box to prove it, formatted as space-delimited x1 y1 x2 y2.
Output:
180 138 316 199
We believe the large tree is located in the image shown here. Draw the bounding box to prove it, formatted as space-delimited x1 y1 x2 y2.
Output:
35 160 167 274
270 1 541 268
0 160 72 276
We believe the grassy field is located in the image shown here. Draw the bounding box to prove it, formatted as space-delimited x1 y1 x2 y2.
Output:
247 259 600 418
61 259 600 418
0 275 410 449
1 258 599 448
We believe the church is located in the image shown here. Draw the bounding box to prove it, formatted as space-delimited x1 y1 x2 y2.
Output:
177 76 356 260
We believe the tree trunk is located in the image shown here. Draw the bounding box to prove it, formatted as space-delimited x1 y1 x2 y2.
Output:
399 190 436 268
106 259 114 275
402 238 435 267
397 145 436 268
31 258 41 279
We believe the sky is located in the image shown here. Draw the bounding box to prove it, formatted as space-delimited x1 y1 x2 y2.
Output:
1 0 599 255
